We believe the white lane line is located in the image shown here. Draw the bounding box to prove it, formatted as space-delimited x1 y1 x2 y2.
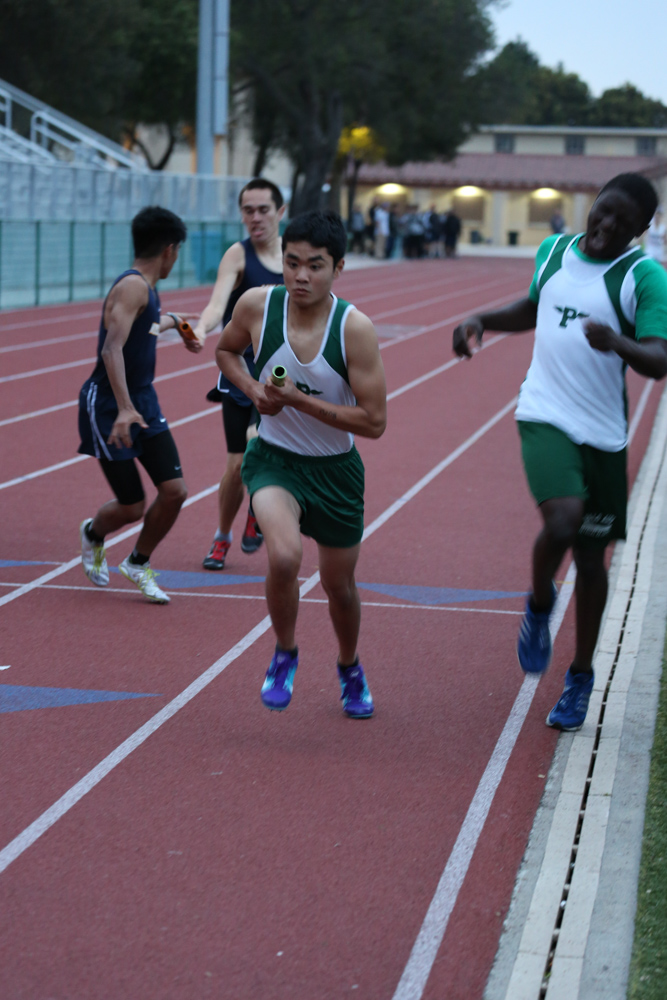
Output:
0 331 98 353
0 311 512 491
390 378 656 1000
392 565 576 1000
0 356 98 382
0 282 522 429
0 406 219 491
0 400 78 428
3 581 524 615
371 277 512 322
0 291 210 334
0 481 218 609
0 394 520 874
1 274 522 386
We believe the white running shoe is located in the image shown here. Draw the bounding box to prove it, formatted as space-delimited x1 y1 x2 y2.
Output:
80 518 109 586
118 556 170 603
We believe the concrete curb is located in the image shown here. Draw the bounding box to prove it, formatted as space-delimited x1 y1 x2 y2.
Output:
484 384 667 1000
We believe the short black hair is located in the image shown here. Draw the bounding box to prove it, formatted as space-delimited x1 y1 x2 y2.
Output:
598 173 658 230
132 206 187 259
282 211 347 266
239 178 284 211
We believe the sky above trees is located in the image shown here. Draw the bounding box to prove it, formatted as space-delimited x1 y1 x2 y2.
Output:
492 0 667 104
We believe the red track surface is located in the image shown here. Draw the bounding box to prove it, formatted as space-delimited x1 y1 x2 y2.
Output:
0 259 659 999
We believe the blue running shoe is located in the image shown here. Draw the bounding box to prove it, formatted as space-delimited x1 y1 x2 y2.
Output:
261 647 298 711
517 583 558 674
338 661 374 719
547 668 594 731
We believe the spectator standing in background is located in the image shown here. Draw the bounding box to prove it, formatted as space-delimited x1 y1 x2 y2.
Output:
443 210 461 258
349 204 366 254
374 201 390 259
550 210 566 235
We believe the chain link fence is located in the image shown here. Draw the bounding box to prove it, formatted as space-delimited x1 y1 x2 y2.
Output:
0 219 246 309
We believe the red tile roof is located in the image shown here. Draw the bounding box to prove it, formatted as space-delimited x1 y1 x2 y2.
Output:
357 153 667 192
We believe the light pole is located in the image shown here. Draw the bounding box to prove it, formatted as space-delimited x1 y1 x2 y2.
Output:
196 0 229 174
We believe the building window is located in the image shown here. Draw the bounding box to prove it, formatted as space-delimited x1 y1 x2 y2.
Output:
529 193 563 225
451 194 485 221
494 133 515 154
636 136 657 156
565 135 585 155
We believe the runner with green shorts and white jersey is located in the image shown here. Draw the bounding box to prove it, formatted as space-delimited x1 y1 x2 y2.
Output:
453 173 667 731
216 210 387 718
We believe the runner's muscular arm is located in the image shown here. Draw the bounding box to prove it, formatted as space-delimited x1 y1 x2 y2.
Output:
263 310 388 438
193 242 246 341
101 275 149 448
584 325 667 379
452 298 538 358
215 288 285 415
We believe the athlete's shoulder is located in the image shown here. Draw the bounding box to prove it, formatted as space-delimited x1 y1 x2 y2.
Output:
342 308 380 360
236 285 273 313
215 241 246 284
107 271 150 307
631 253 667 298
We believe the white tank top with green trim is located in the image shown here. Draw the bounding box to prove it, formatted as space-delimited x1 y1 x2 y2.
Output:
516 234 654 451
253 286 357 456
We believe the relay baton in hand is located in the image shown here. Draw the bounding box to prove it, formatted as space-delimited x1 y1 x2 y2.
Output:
270 365 287 386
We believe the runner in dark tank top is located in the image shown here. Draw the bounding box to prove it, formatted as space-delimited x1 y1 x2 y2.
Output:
193 179 285 571
77 207 200 605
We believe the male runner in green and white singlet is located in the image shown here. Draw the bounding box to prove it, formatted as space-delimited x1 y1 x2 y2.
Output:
453 173 667 731
216 211 387 718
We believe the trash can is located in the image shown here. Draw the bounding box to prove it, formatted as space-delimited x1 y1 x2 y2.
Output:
508 231 519 246
470 230 483 244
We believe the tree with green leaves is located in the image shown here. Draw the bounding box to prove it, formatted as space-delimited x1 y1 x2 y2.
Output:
0 0 198 168
589 84 667 129
232 0 495 213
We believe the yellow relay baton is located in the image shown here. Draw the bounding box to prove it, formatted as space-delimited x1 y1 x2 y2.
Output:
270 365 287 387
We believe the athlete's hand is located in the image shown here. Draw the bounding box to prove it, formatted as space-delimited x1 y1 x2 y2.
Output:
183 335 204 354
255 380 287 416
584 320 621 354
453 317 484 358
108 407 148 450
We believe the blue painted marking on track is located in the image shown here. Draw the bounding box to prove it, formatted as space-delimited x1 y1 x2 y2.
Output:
357 583 528 605
0 685 162 713
0 560 60 567
109 568 265 589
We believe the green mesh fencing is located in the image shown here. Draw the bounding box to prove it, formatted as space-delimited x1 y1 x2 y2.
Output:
0 220 246 309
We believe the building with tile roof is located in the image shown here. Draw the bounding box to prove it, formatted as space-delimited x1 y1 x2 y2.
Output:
355 125 667 248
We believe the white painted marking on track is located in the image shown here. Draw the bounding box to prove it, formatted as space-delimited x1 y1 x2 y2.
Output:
0 665 10 670
0 274 518 389
0 400 78 428
0 393 522 873
389 382 655 999
0 481 218 609
0 407 219 491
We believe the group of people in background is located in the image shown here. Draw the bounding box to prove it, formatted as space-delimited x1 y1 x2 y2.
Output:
348 200 461 260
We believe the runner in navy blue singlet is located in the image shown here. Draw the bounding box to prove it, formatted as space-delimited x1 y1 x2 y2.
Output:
193 178 285 570
78 206 199 604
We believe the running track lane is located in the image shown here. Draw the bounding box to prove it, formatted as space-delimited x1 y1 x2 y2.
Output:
0 258 661 1000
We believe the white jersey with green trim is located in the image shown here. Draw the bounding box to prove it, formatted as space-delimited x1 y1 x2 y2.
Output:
254 286 357 457
515 233 667 451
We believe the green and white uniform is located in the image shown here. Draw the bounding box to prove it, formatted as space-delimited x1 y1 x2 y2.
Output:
242 286 365 548
254 285 357 456
517 233 667 450
517 233 667 545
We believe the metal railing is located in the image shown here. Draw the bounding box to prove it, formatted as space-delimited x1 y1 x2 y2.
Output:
0 220 246 309
0 77 147 171
0 162 249 223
